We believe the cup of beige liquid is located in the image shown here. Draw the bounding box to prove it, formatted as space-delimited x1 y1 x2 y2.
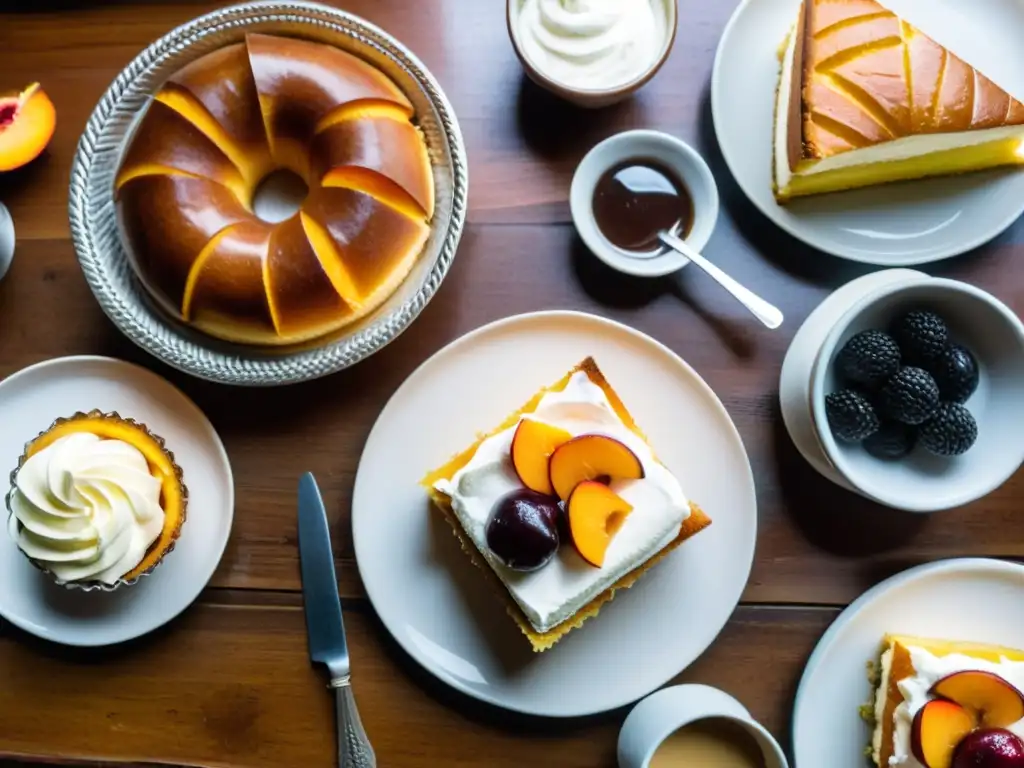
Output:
618 685 790 768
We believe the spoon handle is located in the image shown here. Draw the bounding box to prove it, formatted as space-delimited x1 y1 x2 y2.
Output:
659 231 783 330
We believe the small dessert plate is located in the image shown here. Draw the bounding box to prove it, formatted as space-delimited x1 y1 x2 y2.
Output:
792 558 1024 768
352 311 756 717
712 0 1024 265
0 356 234 646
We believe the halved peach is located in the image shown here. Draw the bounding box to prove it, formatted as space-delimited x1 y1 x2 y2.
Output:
510 418 572 496
931 671 1024 728
0 83 56 172
566 480 633 567
548 434 644 501
911 699 976 768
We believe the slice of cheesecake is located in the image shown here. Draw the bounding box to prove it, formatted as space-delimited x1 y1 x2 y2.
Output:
774 0 1024 202
870 634 1024 767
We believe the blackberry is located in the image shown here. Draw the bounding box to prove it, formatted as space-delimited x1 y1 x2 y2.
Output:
880 367 940 425
919 403 978 456
825 389 880 442
891 311 949 366
931 344 979 404
835 330 901 388
863 421 917 460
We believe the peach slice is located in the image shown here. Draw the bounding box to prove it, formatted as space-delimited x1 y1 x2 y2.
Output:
0 83 56 172
510 419 572 496
911 699 976 768
931 671 1024 728
548 434 645 501
566 480 633 567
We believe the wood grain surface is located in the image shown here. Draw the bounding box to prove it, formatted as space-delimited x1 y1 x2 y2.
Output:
0 1 1021 766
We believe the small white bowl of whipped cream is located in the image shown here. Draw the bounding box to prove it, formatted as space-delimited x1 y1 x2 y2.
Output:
507 0 678 108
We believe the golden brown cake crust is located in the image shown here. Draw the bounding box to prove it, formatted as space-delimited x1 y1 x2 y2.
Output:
115 33 433 346
798 0 1024 161
421 357 712 652
787 1 808 172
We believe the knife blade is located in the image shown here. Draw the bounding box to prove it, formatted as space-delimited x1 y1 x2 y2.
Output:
298 472 375 767
297 471 349 683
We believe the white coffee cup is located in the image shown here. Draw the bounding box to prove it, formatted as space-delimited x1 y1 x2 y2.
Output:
618 684 789 768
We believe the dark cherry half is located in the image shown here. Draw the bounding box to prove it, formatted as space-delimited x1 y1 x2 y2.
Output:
954 729 1024 768
485 489 560 572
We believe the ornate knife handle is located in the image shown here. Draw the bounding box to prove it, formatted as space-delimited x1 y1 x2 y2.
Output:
331 679 376 768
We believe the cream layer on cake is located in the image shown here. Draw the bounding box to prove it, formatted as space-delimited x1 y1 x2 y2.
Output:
433 371 690 633
872 644 1024 767
774 26 1024 201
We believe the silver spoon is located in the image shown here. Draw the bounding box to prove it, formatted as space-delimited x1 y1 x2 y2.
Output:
0 202 14 281
659 229 783 330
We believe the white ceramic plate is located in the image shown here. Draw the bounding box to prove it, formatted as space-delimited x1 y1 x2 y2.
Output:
352 311 757 717
0 357 234 646
792 558 1024 767
712 0 1024 265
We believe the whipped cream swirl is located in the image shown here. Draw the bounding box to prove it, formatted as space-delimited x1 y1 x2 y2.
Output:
7 432 165 585
516 0 667 90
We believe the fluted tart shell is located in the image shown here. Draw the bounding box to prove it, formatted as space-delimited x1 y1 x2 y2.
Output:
8 410 187 590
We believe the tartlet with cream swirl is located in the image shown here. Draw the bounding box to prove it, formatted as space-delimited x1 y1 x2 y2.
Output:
5 410 187 590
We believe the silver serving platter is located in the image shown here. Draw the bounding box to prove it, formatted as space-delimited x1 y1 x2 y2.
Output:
69 1 468 386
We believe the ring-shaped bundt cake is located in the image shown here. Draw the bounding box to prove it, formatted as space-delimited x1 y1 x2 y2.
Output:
115 33 435 346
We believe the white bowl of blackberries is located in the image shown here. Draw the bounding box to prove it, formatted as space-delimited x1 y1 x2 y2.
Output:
811 278 1024 513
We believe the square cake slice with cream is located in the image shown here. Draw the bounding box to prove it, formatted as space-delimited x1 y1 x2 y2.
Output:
422 357 711 652
870 634 1024 768
774 0 1024 202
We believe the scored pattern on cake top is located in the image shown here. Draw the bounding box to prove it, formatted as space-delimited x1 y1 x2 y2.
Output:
802 0 1024 158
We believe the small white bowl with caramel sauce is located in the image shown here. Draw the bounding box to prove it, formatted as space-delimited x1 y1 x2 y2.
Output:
618 684 789 768
571 130 720 278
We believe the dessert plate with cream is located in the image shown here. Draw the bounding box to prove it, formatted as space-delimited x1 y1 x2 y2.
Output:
352 311 756 716
793 558 1024 768
0 356 233 646
712 0 1024 265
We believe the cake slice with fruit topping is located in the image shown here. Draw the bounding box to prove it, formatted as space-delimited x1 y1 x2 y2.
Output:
421 357 711 652
870 635 1024 768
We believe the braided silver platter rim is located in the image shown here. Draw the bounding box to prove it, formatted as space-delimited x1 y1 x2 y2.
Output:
69 1 468 386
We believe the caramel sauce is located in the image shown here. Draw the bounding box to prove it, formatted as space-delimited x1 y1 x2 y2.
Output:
592 160 694 253
649 719 767 768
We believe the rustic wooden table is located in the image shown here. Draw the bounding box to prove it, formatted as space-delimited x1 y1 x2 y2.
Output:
0 1 1021 766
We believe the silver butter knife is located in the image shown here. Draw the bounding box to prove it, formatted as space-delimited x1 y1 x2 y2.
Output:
298 472 375 768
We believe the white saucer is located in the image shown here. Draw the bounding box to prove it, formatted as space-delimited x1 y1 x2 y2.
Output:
779 269 928 492
792 558 1024 768
712 0 1024 265
0 357 234 646
352 311 757 717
